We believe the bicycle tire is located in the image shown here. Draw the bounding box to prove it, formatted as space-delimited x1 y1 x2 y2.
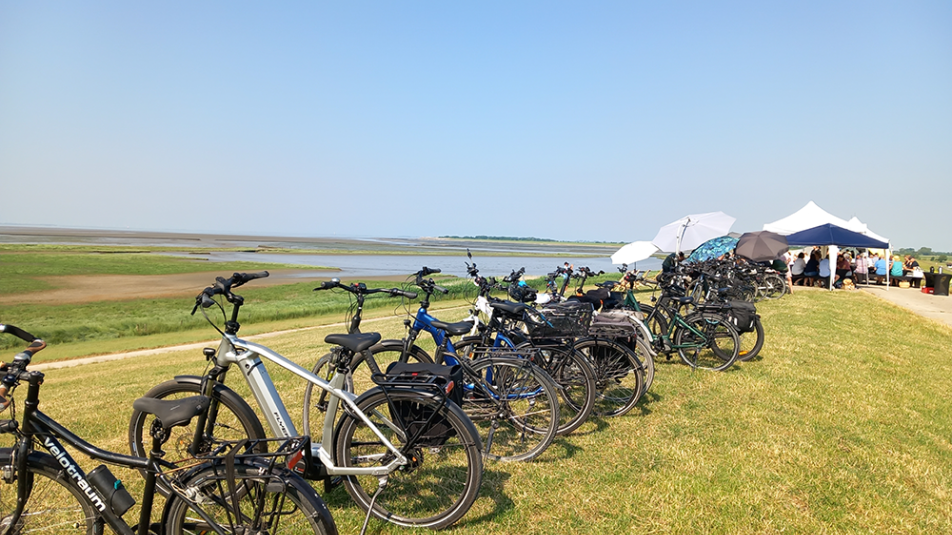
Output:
736 316 765 362
128 377 267 491
463 355 559 462
763 274 787 299
302 343 434 437
0 449 101 534
513 341 597 435
333 388 483 529
675 313 739 371
164 461 337 535
574 337 645 417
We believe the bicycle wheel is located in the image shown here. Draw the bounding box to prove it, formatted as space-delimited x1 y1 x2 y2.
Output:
333 389 483 529
763 274 787 299
574 337 645 417
164 462 337 535
128 378 266 479
514 341 597 435
302 343 434 437
0 449 100 534
674 313 739 371
736 316 765 362
463 355 559 462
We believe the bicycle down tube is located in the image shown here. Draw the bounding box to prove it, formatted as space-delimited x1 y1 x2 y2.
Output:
215 334 409 477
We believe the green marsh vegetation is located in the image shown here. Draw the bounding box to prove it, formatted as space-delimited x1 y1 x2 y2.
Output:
13 289 952 534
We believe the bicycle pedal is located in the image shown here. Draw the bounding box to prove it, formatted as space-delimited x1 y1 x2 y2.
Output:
324 476 344 493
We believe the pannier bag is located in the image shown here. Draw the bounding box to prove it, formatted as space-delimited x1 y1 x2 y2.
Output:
384 362 464 446
727 301 758 334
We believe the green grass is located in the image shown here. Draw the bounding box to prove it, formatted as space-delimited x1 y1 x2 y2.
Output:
0 247 322 294
6 288 952 533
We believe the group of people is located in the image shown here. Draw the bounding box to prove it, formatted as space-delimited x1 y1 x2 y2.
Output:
786 248 922 288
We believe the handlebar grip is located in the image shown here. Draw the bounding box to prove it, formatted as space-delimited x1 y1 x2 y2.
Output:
390 289 418 299
420 267 441 276
433 284 449 295
0 325 37 344
244 271 269 281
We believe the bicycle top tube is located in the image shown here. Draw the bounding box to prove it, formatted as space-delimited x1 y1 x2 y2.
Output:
217 333 410 475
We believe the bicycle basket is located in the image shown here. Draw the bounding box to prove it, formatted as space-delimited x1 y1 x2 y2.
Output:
526 302 594 339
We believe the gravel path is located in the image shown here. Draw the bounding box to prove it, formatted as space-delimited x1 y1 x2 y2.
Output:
861 285 952 329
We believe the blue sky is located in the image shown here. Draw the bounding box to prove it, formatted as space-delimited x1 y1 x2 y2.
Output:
2 2 950 249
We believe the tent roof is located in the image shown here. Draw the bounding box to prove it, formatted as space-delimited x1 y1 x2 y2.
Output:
764 201 889 245
785 223 890 249
763 201 853 235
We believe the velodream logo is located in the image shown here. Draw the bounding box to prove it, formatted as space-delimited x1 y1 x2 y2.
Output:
43 437 107 512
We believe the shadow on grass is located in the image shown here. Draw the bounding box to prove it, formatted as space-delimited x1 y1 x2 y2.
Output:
456 466 514 526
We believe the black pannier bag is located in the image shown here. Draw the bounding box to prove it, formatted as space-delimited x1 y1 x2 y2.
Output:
384 362 464 446
728 301 758 334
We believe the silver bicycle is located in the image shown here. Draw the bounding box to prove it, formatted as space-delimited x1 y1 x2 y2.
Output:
128 272 484 530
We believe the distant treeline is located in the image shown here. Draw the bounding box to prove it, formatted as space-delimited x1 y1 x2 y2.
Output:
440 235 617 244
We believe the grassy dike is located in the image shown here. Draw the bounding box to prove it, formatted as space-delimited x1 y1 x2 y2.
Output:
3 287 951 533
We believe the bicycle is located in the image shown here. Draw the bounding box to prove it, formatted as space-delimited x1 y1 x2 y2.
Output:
633 274 741 371
128 272 484 530
0 323 336 535
306 271 562 462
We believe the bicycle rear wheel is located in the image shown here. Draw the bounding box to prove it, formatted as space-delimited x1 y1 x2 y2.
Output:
463 355 559 462
302 342 433 437
333 389 483 530
736 316 765 362
0 449 99 534
164 462 337 535
574 337 645 417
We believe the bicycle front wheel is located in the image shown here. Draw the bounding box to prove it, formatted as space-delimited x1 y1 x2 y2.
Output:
0 449 100 534
675 313 739 371
463 356 559 462
164 462 337 535
333 389 483 530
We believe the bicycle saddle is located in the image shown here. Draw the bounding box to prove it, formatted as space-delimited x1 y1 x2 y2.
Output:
430 320 474 336
132 395 210 430
324 332 382 353
595 281 617 289
490 301 529 316
675 296 695 305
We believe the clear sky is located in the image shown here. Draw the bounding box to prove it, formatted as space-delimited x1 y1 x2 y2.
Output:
2 2 950 249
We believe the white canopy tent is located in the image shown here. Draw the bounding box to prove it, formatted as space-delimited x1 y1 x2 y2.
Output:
765 202 892 289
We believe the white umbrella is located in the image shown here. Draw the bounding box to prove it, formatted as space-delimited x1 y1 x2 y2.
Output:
611 241 659 265
652 211 737 254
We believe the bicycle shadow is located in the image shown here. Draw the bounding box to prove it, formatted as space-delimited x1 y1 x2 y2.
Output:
321 467 514 532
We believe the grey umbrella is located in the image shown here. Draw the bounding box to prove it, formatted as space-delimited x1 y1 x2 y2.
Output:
735 231 789 262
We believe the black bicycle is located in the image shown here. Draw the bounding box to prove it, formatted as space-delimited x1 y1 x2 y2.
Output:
0 323 336 535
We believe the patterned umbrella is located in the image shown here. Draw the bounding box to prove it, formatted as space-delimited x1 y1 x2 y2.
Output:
686 236 739 263
735 231 789 262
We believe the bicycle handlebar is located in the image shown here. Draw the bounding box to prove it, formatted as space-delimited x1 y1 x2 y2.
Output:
191 271 270 314
313 279 418 299
0 324 47 410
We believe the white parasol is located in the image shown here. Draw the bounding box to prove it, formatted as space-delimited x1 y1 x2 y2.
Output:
651 211 737 254
610 241 659 265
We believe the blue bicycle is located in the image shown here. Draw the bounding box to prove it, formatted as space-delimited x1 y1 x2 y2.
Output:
308 271 560 463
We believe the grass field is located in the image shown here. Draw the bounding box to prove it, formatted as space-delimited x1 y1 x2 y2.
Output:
2 287 951 534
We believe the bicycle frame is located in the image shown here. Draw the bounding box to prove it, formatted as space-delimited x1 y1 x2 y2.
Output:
5 372 226 535
211 333 409 478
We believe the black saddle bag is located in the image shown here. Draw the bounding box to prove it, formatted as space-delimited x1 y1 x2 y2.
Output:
383 362 464 446
727 301 758 334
